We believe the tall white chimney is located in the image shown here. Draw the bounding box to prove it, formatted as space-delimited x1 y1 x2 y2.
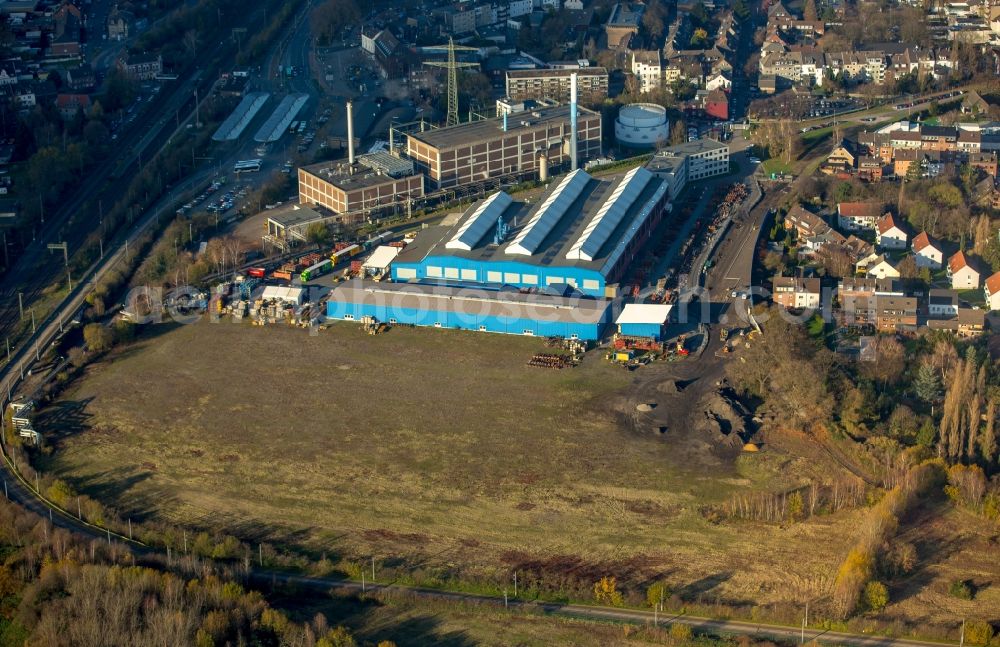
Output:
570 72 578 171
346 100 355 166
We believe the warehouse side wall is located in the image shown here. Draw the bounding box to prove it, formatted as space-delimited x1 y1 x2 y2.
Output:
326 300 609 340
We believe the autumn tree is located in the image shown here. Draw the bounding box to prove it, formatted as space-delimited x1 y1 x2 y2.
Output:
593 576 624 606
939 348 991 462
83 323 115 353
803 0 818 21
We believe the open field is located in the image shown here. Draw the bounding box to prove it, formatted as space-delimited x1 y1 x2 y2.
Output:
36 319 958 615
277 590 741 647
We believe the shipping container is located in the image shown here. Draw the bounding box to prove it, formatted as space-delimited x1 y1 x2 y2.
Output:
300 259 332 283
247 267 266 278
272 269 292 281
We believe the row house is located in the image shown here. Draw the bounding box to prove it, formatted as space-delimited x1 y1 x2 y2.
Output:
840 294 918 332
761 45 953 90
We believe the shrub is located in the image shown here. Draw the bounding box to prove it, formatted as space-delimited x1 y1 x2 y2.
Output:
949 579 973 600
863 580 889 612
669 623 694 641
593 576 624 607
964 620 994 646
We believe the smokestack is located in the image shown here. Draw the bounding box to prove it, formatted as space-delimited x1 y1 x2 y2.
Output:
570 72 578 171
539 152 548 182
346 100 355 166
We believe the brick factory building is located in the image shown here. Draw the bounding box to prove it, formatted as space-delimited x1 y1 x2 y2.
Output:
405 105 602 189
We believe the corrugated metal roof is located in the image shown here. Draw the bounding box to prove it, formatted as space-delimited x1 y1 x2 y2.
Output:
507 169 590 256
567 166 651 262
445 191 513 251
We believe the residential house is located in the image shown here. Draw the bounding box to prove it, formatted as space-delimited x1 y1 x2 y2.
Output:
703 89 728 121
968 152 998 176
771 276 821 309
55 93 90 119
827 139 857 169
631 50 661 93
857 156 884 181
973 177 1000 210
927 288 959 316
50 3 82 57
876 213 908 250
984 271 1000 310
926 308 986 337
836 277 904 301
705 71 732 92
962 90 990 115
872 295 918 333
117 51 163 81
107 6 135 41
861 254 901 279
839 292 916 331
783 205 828 240
912 231 944 268
63 66 95 92
948 250 981 289
837 201 883 230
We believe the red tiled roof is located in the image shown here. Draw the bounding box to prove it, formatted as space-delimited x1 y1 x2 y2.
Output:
837 202 882 218
912 231 938 253
986 271 1000 296
949 250 970 273
877 213 901 235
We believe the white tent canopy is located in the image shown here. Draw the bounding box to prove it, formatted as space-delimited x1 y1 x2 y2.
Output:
363 245 401 273
615 303 673 325
261 285 305 305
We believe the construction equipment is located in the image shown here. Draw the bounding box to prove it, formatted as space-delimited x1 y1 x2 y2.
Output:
675 334 690 356
423 37 479 127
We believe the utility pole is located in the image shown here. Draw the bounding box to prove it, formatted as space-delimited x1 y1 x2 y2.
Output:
960 619 966 647
18 292 22 319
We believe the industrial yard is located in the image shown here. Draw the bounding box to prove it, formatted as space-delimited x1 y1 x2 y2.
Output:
39 316 877 612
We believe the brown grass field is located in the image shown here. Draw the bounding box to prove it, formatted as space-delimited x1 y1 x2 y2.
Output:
38 319 1000 625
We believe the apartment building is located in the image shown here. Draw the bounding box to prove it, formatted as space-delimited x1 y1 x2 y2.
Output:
631 50 662 93
505 68 609 104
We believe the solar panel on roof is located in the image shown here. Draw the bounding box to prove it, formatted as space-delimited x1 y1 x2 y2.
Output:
565 167 651 262
445 191 513 251
506 169 591 256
